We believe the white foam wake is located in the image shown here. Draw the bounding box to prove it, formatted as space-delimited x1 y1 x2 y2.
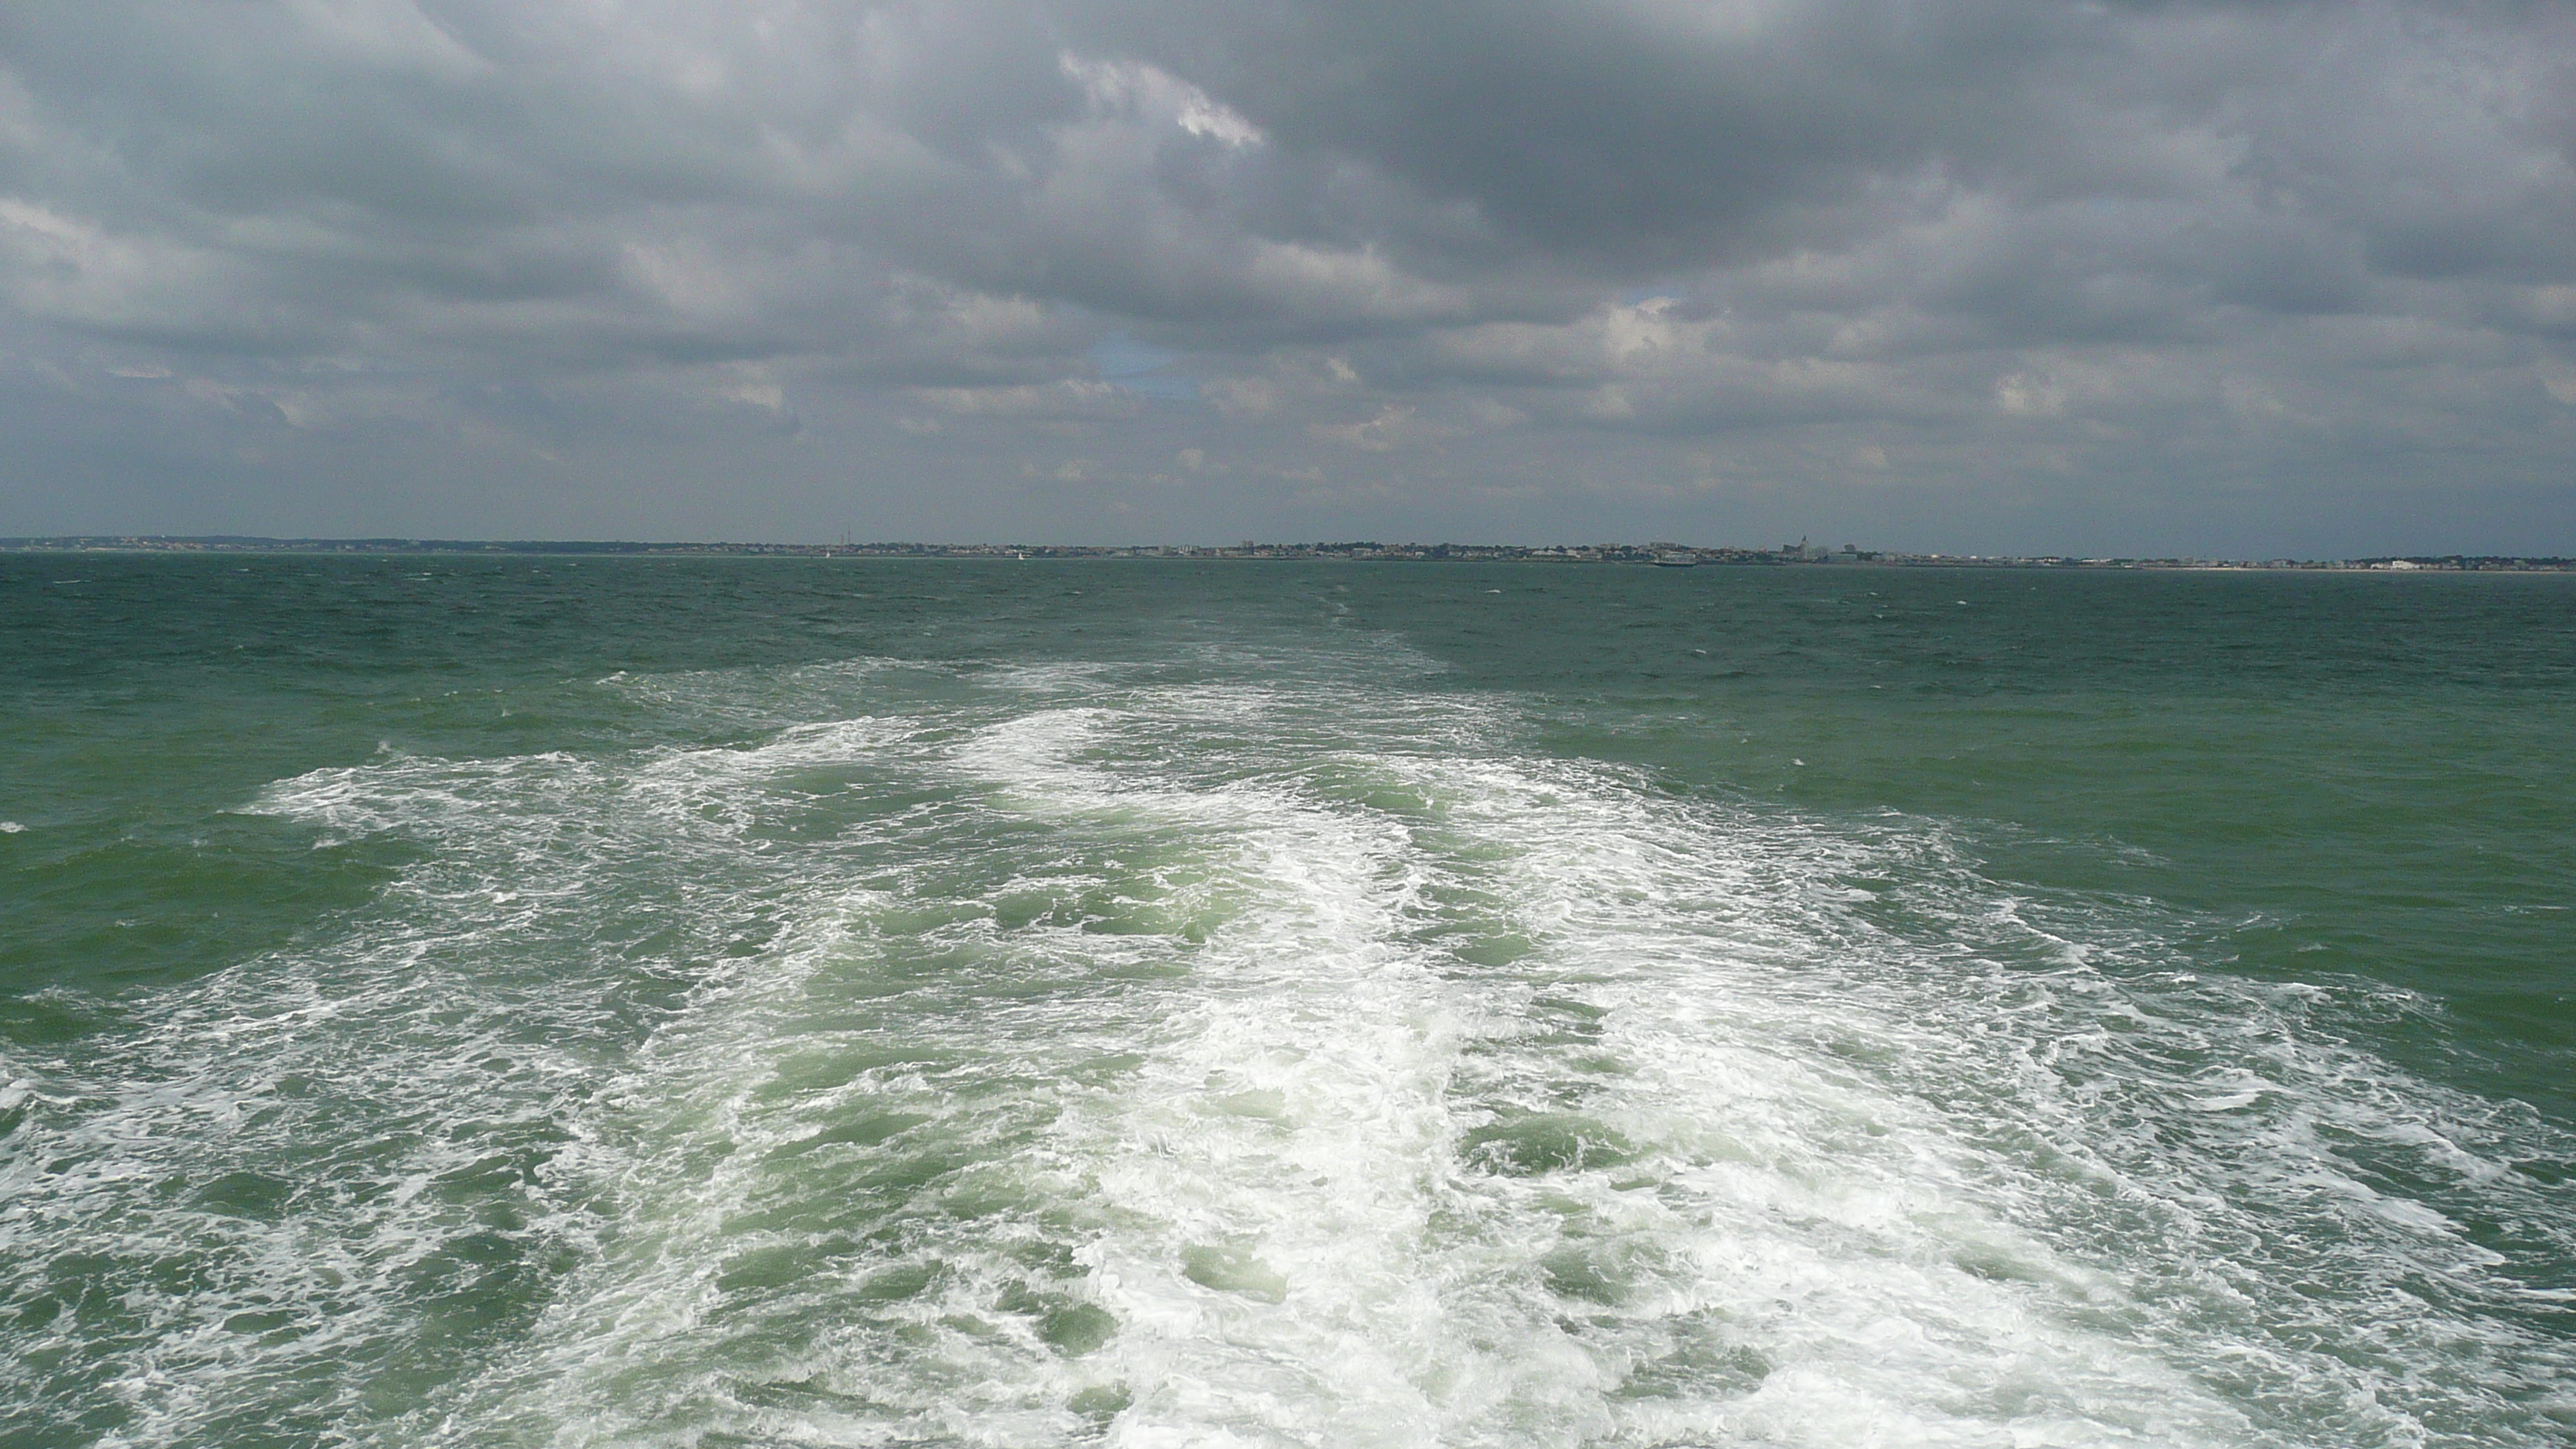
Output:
8 649 2568 1449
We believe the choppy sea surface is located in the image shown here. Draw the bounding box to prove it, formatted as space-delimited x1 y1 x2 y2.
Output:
3 557 2572 1449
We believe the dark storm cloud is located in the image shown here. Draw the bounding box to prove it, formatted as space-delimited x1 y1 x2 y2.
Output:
1117 0 2090 265
0 0 2569 551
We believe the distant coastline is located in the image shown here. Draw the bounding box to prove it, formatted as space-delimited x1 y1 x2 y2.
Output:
3 536 2571 571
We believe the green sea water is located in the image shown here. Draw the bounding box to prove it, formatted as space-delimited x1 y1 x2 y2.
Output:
2 556 2571 1447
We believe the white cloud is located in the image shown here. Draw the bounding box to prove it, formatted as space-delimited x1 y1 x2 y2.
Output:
908 379 1134 419
1995 372 2070 419
1201 375 1280 418
1311 403 1463 451
718 362 786 413
1058 53 1265 148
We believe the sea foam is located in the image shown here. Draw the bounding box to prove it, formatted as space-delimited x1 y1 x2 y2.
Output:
5 643 2568 1449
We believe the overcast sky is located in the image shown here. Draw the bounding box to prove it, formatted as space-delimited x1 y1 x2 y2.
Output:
2 1 2571 553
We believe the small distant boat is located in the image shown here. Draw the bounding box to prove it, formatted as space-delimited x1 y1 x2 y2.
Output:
1653 552 1699 568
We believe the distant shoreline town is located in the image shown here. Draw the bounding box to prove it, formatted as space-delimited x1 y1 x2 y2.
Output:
3 536 2571 571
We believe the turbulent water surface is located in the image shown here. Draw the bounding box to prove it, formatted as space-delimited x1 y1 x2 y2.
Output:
2 557 2572 1448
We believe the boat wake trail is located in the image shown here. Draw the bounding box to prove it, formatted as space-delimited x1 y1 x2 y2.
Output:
4 647 2569 1447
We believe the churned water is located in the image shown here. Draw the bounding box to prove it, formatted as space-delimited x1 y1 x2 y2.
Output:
2 557 2571 1447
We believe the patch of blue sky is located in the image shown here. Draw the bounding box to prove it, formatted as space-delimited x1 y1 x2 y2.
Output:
1089 332 1197 399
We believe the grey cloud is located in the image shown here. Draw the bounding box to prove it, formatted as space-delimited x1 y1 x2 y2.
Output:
0 0 2569 552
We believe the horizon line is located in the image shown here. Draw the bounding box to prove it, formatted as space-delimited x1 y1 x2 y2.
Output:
5 536 2574 570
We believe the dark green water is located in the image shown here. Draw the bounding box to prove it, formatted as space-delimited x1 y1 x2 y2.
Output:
2 557 2571 1447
